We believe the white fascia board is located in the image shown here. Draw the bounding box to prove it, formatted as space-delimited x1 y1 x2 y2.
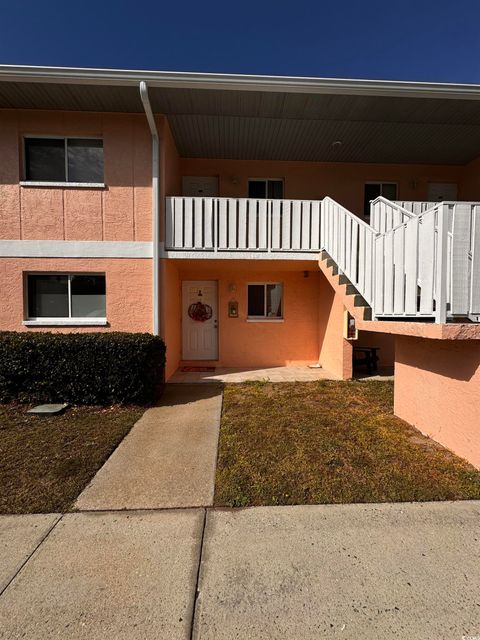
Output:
0 240 152 258
1 64 480 100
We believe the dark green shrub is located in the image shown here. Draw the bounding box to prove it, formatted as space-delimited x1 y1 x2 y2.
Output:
0 332 166 405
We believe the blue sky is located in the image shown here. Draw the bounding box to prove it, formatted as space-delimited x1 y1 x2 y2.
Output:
0 0 479 82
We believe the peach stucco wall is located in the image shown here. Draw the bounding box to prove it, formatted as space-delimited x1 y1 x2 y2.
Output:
0 109 180 243
394 336 480 468
0 110 151 241
162 258 353 379
317 273 351 379
179 157 479 216
0 258 152 333
163 259 324 373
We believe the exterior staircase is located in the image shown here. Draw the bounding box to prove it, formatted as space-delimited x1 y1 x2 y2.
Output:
321 196 480 324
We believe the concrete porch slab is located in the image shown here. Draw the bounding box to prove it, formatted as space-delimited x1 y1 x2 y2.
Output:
0 514 60 594
193 502 480 639
169 365 338 383
75 384 222 510
0 510 204 640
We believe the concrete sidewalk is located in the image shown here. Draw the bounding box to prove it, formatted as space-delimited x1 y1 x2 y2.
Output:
194 502 480 639
1 502 480 639
75 384 222 510
0 510 203 639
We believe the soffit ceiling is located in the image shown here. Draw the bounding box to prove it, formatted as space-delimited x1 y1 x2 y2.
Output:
1 80 480 164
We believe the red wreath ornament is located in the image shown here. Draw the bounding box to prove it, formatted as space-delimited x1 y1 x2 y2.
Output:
188 301 213 322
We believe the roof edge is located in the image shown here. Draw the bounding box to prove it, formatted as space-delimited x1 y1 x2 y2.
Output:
1 64 480 99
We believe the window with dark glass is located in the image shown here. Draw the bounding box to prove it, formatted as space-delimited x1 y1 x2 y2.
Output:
248 179 284 199
27 274 106 319
24 138 104 183
247 283 283 319
363 183 397 218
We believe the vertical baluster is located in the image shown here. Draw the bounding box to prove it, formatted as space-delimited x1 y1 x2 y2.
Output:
238 200 247 249
174 197 184 248
228 198 237 249
218 199 228 249
282 201 292 250
258 199 267 249
165 197 174 248
271 200 281 249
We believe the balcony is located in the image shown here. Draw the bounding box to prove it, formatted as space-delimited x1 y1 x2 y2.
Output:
164 197 322 259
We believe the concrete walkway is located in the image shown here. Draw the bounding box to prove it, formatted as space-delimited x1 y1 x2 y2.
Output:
75 384 222 510
169 365 337 383
1 502 480 639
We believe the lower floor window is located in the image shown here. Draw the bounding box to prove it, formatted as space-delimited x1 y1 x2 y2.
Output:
27 274 106 319
247 283 283 319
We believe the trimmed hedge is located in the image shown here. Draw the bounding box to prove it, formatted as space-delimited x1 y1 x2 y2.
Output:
0 332 166 405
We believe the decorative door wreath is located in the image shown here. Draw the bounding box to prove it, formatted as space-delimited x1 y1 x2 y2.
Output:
188 301 213 322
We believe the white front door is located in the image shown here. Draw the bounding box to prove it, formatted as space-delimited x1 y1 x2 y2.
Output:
182 281 218 360
182 176 219 197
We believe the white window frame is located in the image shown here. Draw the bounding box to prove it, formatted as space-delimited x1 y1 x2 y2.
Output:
246 282 284 322
21 135 105 188
23 272 107 327
247 178 284 199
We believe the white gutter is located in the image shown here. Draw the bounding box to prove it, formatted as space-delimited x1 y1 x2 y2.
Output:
139 81 161 337
2 64 480 100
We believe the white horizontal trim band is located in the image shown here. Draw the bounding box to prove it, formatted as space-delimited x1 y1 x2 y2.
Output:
0 240 152 258
20 181 106 189
23 318 108 327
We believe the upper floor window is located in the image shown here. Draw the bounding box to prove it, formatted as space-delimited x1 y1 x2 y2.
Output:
248 179 284 199
364 182 397 218
24 137 104 184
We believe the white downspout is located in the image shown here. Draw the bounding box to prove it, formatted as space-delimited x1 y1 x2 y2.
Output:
139 81 160 336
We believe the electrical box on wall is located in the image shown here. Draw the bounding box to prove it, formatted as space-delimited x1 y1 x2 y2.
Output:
344 311 358 340
228 301 239 318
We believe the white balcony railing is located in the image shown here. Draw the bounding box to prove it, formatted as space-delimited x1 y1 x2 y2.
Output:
165 197 322 253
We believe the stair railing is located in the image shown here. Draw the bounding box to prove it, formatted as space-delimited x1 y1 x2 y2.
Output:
321 197 377 307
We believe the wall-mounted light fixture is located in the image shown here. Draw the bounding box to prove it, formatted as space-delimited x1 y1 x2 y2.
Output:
228 301 239 318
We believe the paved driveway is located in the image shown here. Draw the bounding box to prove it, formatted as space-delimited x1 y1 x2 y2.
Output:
1 502 479 639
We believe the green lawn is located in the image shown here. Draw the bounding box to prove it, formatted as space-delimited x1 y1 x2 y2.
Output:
214 381 480 507
0 404 143 514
